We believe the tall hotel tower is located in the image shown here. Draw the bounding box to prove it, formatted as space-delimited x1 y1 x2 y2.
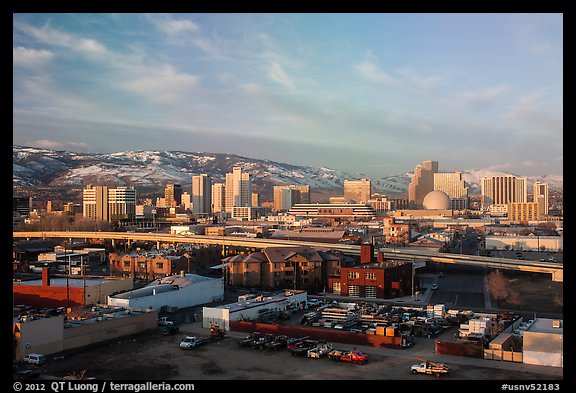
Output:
225 167 252 213
83 185 136 221
408 160 439 208
481 175 527 210
192 174 212 215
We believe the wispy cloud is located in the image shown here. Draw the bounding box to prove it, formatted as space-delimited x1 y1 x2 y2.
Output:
355 57 396 85
151 15 199 36
122 65 199 102
29 139 91 151
268 61 295 90
13 47 54 68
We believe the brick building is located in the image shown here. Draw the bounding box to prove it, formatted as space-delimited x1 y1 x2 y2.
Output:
328 262 412 299
223 246 355 293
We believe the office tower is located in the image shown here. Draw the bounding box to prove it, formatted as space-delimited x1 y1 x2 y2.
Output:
481 176 527 210
192 174 212 215
408 160 439 208
225 167 252 213
83 185 109 221
252 193 259 207
164 183 182 207
434 172 469 210
13 196 32 216
344 179 372 204
273 185 310 211
181 192 191 210
533 181 549 216
211 183 226 213
108 187 137 220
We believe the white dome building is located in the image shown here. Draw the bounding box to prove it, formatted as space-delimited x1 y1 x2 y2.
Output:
422 190 451 210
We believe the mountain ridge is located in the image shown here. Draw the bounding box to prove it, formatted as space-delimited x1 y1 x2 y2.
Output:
13 146 563 199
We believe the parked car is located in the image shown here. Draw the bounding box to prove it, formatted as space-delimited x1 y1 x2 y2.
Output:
23 354 47 365
307 299 321 307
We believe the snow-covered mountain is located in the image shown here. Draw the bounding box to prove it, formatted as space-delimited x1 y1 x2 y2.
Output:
13 146 562 200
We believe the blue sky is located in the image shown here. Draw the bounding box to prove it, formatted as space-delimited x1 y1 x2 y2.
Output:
13 13 563 177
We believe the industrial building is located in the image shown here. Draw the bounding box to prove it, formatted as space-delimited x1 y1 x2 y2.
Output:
13 306 157 361
107 272 224 311
13 268 133 308
522 318 563 367
202 290 308 330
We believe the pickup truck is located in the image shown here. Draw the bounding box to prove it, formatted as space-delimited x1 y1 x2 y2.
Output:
288 339 317 357
411 359 450 377
307 343 333 359
264 335 289 351
179 336 209 350
327 350 368 365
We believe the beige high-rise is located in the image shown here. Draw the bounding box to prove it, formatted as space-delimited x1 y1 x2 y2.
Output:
211 183 226 213
344 179 372 204
434 172 468 209
273 185 310 211
408 160 438 208
481 176 527 210
225 167 252 213
192 174 212 214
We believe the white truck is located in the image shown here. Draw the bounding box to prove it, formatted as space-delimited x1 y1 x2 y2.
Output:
411 358 450 377
307 343 333 359
179 336 209 350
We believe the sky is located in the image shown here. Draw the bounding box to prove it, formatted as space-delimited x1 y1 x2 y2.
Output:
13 13 563 178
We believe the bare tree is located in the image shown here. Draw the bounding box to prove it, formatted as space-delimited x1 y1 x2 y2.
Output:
487 271 509 302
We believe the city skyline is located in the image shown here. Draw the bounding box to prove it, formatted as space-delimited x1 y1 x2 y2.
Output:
13 13 563 178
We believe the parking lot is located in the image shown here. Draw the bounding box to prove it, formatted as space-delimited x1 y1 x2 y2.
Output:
34 320 562 381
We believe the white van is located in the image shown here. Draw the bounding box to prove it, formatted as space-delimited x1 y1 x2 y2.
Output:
23 354 47 365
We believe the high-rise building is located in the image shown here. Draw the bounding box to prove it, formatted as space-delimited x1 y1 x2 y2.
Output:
225 167 252 213
211 183 226 213
408 160 439 208
108 187 137 220
164 184 182 208
13 196 32 216
192 174 212 215
344 179 372 204
83 185 108 221
481 176 527 210
83 185 136 221
434 172 469 210
273 185 310 211
252 193 259 207
533 181 549 216
181 192 192 210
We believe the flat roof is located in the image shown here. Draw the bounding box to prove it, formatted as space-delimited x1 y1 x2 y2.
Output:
216 291 305 313
526 318 563 334
13 278 116 287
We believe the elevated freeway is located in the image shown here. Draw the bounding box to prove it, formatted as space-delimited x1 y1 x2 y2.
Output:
13 231 563 282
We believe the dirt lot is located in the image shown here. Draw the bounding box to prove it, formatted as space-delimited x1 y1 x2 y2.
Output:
35 321 562 381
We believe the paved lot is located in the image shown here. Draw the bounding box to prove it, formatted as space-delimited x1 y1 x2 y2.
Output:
35 321 562 381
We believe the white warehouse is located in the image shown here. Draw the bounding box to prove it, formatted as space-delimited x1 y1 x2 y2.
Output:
202 290 308 330
108 273 224 311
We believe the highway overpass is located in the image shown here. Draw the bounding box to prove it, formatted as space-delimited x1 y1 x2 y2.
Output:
13 231 563 282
